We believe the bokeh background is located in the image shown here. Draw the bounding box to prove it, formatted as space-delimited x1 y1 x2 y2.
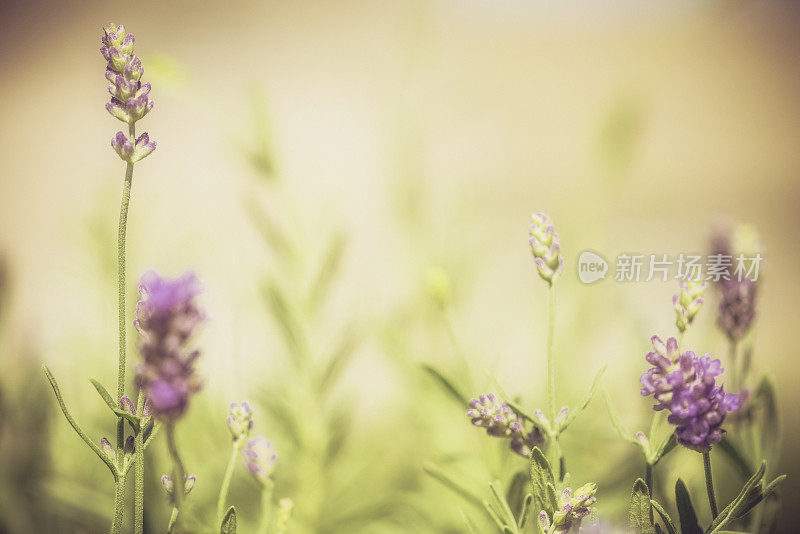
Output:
1 0 798 532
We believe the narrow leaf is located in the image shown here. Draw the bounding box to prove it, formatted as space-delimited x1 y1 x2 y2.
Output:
674 478 702 534
755 375 780 462
650 499 677 534
220 505 237 534
708 461 766 533
89 378 140 431
506 471 528 522
518 494 533 530
717 436 752 479
43 366 117 476
628 478 654 534
603 390 639 446
420 364 468 406
307 231 347 313
733 474 786 521
560 365 606 432
423 463 483 509
317 324 361 395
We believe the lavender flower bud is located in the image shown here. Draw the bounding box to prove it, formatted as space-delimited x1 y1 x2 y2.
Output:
161 474 196 497
529 212 564 284
548 483 597 532
111 131 156 163
134 271 205 422
120 395 136 415
243 436 278 486
539 511 551 531
275 498 294 534
124 435 135 458
673 280 707 334
640 335 741 451
100 23 155 128
718 278 757 341
100 437 115 461
510 427 545 457
227 402 254 442
466 393 522 438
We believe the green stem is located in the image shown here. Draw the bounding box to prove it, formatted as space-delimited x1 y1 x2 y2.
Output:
166 424 187 530
217 443 240 525
134 429 144 534
134 393 145 534
702 451 719 519
729 340 738 391
547 283 556 423
258 484 274 534
111 474 126 534
645 462 653 497
167 507 179 533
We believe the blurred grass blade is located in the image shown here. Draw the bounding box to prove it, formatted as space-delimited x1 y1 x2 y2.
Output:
420 363 467 406
755 375 780 462
423 463 483 509
458 508 479 534
317 324 361 396
43 365 117 476
628 478 654 534
717 436 752 479
559 365 606 432
308 232 347 314
244 197 298 264
263 280 309 367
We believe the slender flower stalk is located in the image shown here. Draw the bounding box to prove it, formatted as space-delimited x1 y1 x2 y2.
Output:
166 426 187 530
99 21 156 534
703 450 719 519
217 402 254 524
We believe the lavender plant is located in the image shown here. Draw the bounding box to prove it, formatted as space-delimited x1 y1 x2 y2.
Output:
426 213 605 533
42 23 159 534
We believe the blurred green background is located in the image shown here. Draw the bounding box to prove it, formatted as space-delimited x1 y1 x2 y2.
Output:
0 0 798 532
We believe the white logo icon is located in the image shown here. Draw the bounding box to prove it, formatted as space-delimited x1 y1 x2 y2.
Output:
578 251 608 284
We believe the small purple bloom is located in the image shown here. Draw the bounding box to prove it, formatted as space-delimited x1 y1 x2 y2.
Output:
717 277 757 341
243 436 278 486
640 335 741 451
111 131 156 163
134 271 205 422
466 393 543 457
227 402 254 441
100 23 154 127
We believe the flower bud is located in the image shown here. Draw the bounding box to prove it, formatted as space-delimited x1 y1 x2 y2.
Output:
227 402 254 442
529 212 564 284
673 280 707 334
111 131 156 163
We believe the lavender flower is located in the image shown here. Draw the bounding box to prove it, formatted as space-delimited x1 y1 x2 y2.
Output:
134 271 204 422
640 336 741 451
529 212 564 284
111 131 156 163
243 436 278 486
227 402 254 442
718 278 757 341
101 23 155 161
466 393 543 457
539 483 598 533
673 280 707 334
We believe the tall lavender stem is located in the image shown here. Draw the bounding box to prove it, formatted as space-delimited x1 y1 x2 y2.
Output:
703 451 719 518
167 425 187 531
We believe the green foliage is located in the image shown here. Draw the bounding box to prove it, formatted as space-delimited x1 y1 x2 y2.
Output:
220 506 237 534
628 478 654 534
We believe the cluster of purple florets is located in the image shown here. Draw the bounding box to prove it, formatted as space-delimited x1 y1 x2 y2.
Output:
640 336 741 451
134 271 205 421
466 393 544 457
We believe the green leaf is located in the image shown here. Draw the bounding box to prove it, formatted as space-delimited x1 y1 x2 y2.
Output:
733 474 786 521
420 364 468 406
559 365 606 432
674 479 702 534
423 463 484 509
628 478 654 534
89 378 140 432
529 447 555 516
708 461 766 533
263 280 309 367
651 433 677 465
308 231 347 313
717 436 752 479
506 471 528 522
489 481 518 532
518 494 532 530
755 375 780 462
317 324 361 395
505 399 548 431
458 508 479 534
220 505 237 533
650 499 677 534
43 366 117 476
603 390 639 446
